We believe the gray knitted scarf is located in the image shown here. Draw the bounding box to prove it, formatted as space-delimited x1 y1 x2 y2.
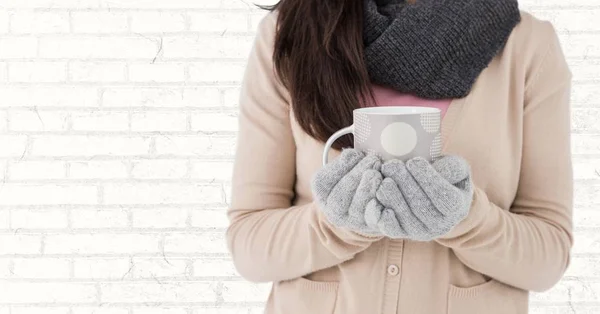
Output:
363 0 521 99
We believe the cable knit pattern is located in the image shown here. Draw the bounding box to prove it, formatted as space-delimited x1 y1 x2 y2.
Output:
363 0 521 99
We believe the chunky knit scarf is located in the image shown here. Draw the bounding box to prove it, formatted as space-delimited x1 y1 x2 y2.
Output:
363 0 521 99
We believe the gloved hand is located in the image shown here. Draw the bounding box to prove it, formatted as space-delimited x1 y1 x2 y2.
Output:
311 149 385 237
367 155 474 241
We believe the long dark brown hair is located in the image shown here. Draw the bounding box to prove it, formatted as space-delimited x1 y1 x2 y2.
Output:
259 0 373 149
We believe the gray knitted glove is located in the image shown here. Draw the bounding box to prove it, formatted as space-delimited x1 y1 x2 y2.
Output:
367 155 474 241
311 149 384 237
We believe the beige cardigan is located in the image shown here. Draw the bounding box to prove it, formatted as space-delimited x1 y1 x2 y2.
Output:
227 11 573 314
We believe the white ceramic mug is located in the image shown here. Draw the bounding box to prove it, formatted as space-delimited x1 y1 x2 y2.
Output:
322 106 442 165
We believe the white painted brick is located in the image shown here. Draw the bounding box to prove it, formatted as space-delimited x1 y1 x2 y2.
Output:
223 88 241 107
73 258 131 279
101 0 249 9
0 210 9 229
529 306 600 314
221 281 271 302
102 87 221 108
194 308 261 314
9 161 66 180
131 12 186 33
0 161 6 181
71 111 129 131
191 112 238 132
572 135 600 155
163 232 227 253
0 184 97 205
191 209 229 228
191 161 233 181
8 62 66 83
40 37 158 58
573 108 600 133
30 136 150 156
531 281 600 303
183 88 221 107
188 12 248 33
574 184 600 206
0 11 8 33
69 61 127 82
131 208 188 228
155 135 236 156
130 159 187 179
132 309 186 314
572 230 600 254
564 257 600 278
572 84 600 107
71 12 128 33
569 59 600 81
531 9 600 32
131 257 188 278
0 62 7 82
8 110 69 132
559 34 600 59
73 308 128 314
0 87 98 108
11 308 70 314
0 308 7 314
10 12 69 34
11 209 68 229
11 258 70 278
163 36 253 59
222 182 232 205
0 0 100 8
0 258 11 278
0 235 41 254
129 63 185 82
104 183 223 204
131 111 187 132
71 208 129 228
0 283 96 303
0 38 37 59
45 234 160 254
193 258 238 277
574 207 600 227
188 62 245 82
100 282 215 303
69 160 129 179
573 158 600 180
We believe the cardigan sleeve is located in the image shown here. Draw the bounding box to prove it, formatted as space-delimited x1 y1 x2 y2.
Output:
436 21 573 292
226 13 380 283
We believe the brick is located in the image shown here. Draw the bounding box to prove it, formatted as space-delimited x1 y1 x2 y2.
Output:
71 208 129 229
183 88 221 107
223 88 241 107
96 0 248 9
0 87 98 107
69 160 129 179
193 258 238 277
574 207 600 227
131 12 186 33
151 135 236 156
69 61 127 82
73 258 131 279
0 283 96 303
573 158 600 180
130 159 187 179
572 230 600 254
530 9 600 32
188 62 246 82
72 12 128 33
0 0 99 8
529 306 600 314
11 209 68 229
0 184 97 205
73 308 128 314
221 281 271 302
10 12 69 34
569 59 600 81
564 257 600 278
0 11 8 33
574 184 600 206
8 62 67 82
531 281 600 303
191 112 238 132
572 135 600 155
163 36 253 59
9 160 66 180
0 235 41 254
572 83 600 107
559 34 600 59
191 209 229 228
131 257 188 278
104 87 177 107
164 232 227 253
12 258 70 278
31 136 150 156
45 234 160 254
0 258 11 278
131 112 187 132
104 183 223 205
8 110 69 131
100 282 215 303
572 108 600 133
71 111 129 131
131 208 188 228
0 38 37 58
191 161 233 181
0 62 7 82
40 37 158 58
11 308 70 314
188 12 248 33
194 308 259 314
0 210 9 229
129 63 185 82
132 309 186 314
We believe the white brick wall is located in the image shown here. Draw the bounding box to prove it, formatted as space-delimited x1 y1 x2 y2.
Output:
0 1 597 313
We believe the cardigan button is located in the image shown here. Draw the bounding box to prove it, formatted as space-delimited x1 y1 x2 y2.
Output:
387 264 399 276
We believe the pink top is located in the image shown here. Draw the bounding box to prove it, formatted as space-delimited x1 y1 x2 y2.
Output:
370 84 452 118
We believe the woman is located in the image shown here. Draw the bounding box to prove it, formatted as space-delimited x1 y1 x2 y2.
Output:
226 0 573 313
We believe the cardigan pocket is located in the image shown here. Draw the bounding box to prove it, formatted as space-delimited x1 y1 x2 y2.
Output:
271 276 339 314
447 280 528 314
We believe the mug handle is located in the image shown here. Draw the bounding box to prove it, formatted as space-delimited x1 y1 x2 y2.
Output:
322 125 354 166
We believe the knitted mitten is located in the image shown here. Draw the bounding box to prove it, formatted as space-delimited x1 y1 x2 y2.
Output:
369 155 474 241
